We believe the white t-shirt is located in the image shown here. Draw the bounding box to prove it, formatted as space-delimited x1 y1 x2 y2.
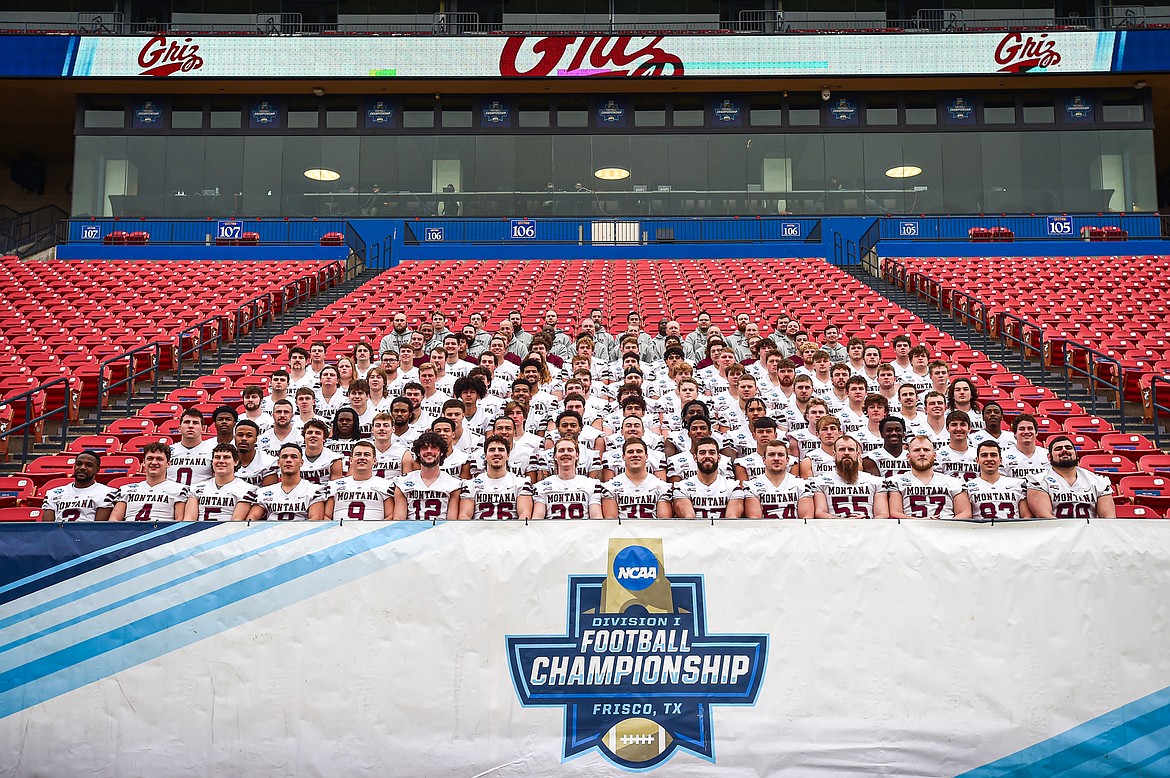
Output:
887 471 965 520
113 480 190 522
167 439 216 486
742 473 812 519
672 475 742 519
43 482 115 522
188 478 257 521
395 471 462 521
602 473 673 520
461 472 530 520
313 475 394 521
254 479 319 521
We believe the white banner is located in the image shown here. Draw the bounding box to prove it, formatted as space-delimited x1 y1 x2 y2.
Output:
1 519 1168 776
70 31 1115 78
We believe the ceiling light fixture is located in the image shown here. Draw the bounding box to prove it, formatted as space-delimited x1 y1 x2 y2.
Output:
594 167 630 181
885 165 923 179
304 168 340 181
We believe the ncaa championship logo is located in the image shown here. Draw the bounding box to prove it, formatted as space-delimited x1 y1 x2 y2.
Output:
506 539 769 769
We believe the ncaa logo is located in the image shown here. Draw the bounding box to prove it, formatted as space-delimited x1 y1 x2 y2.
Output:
613 545 658 591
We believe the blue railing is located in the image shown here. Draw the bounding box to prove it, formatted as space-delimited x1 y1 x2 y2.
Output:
65 218 347 245
879 213 1161 241
401 216 821 245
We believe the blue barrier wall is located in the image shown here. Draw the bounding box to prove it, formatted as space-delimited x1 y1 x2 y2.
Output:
878 239 1170 258
67 218 347 245
55 245 349 261
878 214 1161 241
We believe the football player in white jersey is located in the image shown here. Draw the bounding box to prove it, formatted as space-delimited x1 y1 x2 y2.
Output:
1027 436 1116 519
787 397 829 460
602 438 673 519
531 437 604 520
742 440 814 520
168 409 216 487
667 416 734 483
797 414 841 480
110 443 189 522
733 416 781 483
1002 413 1050 482
863 416 911 479
856 394 889 454
42 450 114 522
370 412 406 480
233 420 279 487
459 435 533 521
299 418 344 484
310 441 394 521
964 440 1031 521
393 431 462 521
935 410 980 481
969 401 1016 451
249 444 319 521
258 399 303 457
184 444 257 521
812 436 890 519
920 392 949 448
672 437 743 519
886 436 971 520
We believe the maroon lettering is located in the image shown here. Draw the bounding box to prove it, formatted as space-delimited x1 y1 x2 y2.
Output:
138 35 205 77
500 35 683 77
994 32 1061 73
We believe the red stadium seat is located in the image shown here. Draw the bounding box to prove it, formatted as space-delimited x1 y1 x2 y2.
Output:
1079 454 1140 487
106 417 156 442
67 435 122 454
1138 454 1170 477
1102 434 1158 463
0 507 43 522
0 476 36 508
1114 504 1163 519
1118 476 1170 513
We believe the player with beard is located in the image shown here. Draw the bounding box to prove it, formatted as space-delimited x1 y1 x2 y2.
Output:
42 451 114 522
531 437 604 520
671 438 743 519
184 444 257 521
863 416 911 478
1026 435 1116 519
812 435 890 519
886 436 971 520
309 441 394 521
667 415 734 482
965 440 1031 521
249 444 319 521
602 437 673 519
743 440 814 519
393 431 462 521
460 435 533 520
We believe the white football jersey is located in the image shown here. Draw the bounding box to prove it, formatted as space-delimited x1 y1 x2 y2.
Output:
235 451 278 486
1027 467 1112 519
257 428 304 458
531 475 603 520
887 472 965 520
866 447 911 478
603 473 672 520
167 439 216 486
666 452 735 483
736 452 766 482
395 471 462 521
804 448 836 478
1002 447 1050 482
188 478 257 521
934 446 980 481
965 476 1028 521
742 473 812 519
672 475 742 519
814 472 886 518
43 482 115 522
254 479 319 521
372 445 406 481
314 475 393 521
461 472 530 520
300 448 342 485
114 480 189 522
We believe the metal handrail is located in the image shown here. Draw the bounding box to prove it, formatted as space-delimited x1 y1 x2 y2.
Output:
1064 341 1126 429
1151 376 1170 449
0 375 73 468
997 310 1048 379
94 342 162 431
174 314 230 387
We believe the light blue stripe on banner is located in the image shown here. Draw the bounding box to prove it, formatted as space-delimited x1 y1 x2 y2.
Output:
0 523 332 660
61 36 78 77
0 521 439 719
0 523 189 597
0 523 272 631
958 685 1170 777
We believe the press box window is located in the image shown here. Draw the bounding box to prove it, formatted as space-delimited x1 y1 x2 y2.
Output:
983 97 1015 124
519 109 550 128
750 103 781 126
403 106 435 128
557 106 589 127
84 100 124 129
1103 98 1144 123
326 103 359 129
905 98 937 125
1022 98 1055 124
635 107 666 127
788 98 820 127
672 105 704 127
209 99 242 129
171 100 203 129
866 96 897 126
